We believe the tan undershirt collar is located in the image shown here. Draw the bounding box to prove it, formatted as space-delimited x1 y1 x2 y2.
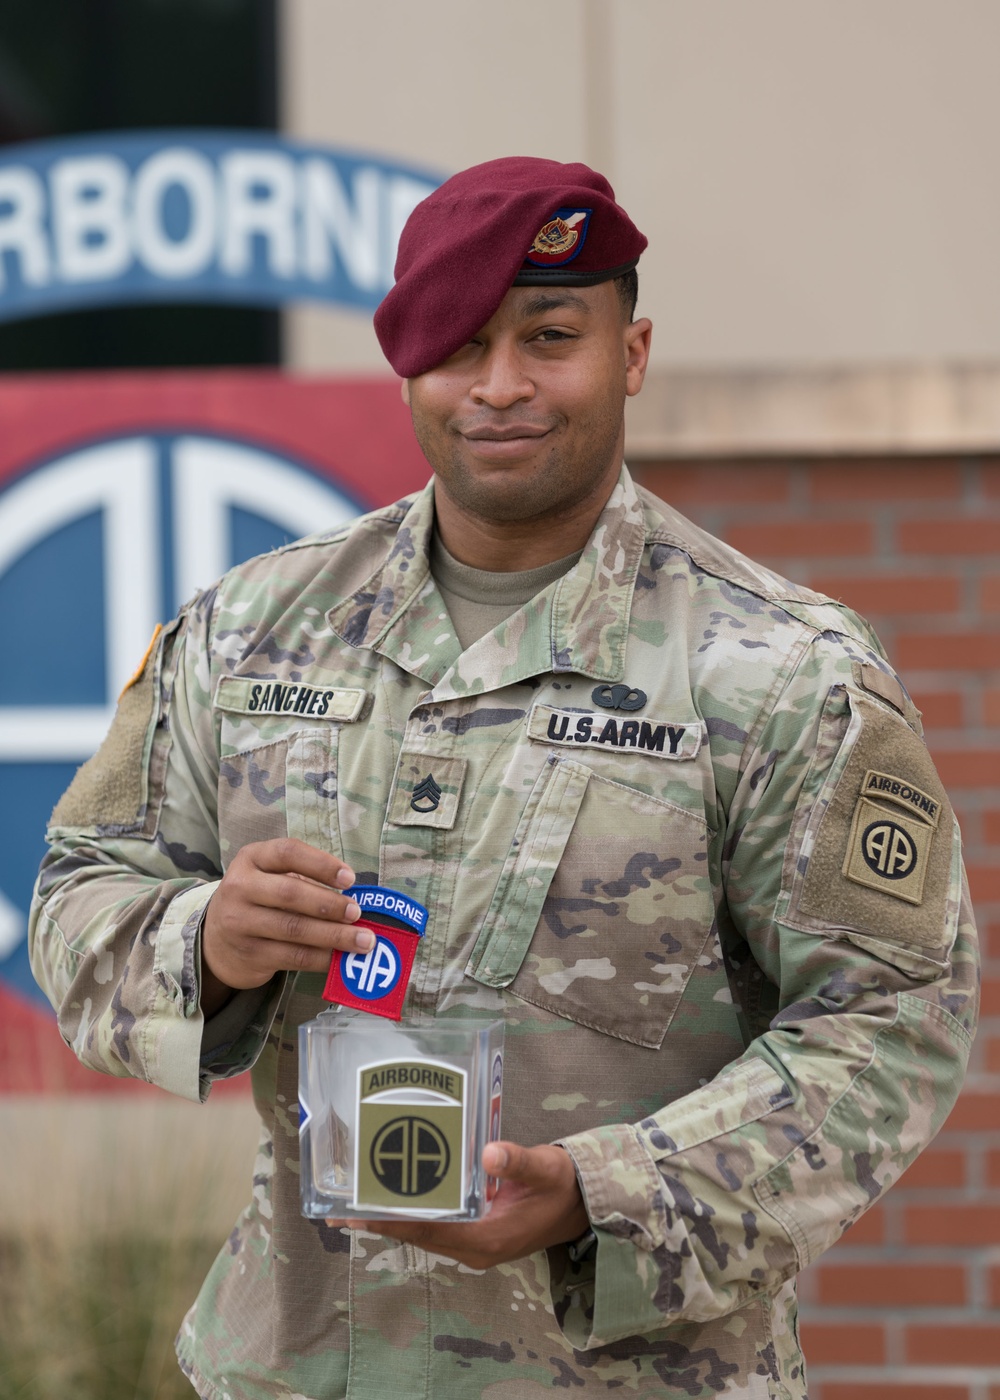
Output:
430 533 583 651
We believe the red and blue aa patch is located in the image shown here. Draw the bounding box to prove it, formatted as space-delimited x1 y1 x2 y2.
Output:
323 919 422 1022
524 208 592 267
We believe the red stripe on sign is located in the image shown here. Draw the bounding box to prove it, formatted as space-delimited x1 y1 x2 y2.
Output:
0 371 429 508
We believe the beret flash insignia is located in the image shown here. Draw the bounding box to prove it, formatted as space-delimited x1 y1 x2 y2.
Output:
525 208 591 267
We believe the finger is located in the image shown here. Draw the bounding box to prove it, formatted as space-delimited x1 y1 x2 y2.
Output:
226 925 373 978
482 1140 541 1181
207 909 375 979
250 837 356 890
249 872 362 926
247 911 375 957
244 938 343 977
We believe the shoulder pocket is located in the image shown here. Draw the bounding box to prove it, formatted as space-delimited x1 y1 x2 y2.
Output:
784 686 959 977
466 755 716 1048
218 727 345 856
49 616 182 837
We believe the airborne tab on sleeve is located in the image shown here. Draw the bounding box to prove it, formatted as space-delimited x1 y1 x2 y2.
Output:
860 770 941 827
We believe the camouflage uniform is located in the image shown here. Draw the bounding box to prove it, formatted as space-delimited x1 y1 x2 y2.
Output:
29 468 977 1400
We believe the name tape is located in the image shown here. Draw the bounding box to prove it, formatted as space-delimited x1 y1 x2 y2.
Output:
215 676 366 722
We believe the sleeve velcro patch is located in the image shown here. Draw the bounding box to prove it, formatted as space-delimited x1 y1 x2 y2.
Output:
793 690 955 953
50 644 161 832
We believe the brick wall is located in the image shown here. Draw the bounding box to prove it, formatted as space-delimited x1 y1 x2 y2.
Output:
634 456 999 1400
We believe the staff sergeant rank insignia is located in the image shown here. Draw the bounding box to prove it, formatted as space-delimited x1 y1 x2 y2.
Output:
844 769 941 905
410 775 442 813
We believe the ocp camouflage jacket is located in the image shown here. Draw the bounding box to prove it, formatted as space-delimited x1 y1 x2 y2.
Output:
29 468 978 1400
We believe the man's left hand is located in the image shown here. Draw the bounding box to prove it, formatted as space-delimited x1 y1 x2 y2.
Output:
327 1141 590 1270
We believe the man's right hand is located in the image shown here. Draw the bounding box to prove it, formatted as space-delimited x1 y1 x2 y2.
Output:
200 838 370 1017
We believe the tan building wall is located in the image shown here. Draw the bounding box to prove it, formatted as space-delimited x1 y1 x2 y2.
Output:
280 0 1000 452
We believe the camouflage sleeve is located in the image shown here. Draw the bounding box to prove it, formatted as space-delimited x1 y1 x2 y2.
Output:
554 634 978 1349
27 589 279 1102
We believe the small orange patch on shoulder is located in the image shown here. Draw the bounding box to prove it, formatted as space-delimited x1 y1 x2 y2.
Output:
119 623 163 698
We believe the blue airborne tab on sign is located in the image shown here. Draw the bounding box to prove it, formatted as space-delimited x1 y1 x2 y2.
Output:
0 132 441 323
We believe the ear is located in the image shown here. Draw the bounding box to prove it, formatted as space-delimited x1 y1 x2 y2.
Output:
400 378 411 405
624 318 653 398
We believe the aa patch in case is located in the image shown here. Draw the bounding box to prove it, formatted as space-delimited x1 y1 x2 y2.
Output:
299 1008 504 1221
355 1058 467 1212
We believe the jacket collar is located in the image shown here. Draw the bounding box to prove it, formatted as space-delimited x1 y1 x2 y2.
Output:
326 467 646 695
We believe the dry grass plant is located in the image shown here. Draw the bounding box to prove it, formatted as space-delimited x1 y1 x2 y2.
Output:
0 1089 259 1400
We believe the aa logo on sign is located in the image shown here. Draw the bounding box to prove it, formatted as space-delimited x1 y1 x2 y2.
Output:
0 432 359 1009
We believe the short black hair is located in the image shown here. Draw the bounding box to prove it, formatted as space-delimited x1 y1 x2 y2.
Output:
613 267 639 322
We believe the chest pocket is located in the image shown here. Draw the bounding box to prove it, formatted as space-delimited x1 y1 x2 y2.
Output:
465 754 716 1048
217 727 344 857
215 678 364 859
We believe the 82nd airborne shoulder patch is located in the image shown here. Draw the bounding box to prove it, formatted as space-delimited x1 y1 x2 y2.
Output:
843 769 941 905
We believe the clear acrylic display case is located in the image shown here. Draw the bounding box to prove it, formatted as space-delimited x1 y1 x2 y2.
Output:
299 1007 505 1221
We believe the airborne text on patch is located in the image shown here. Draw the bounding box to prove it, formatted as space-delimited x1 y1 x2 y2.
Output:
361 1064 459 1099
862 770 940 827
527 704 702 760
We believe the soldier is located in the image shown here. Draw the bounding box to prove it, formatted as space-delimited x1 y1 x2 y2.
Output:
29 157 977 1399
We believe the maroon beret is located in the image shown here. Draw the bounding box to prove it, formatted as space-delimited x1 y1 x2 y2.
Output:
373 155 647 377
